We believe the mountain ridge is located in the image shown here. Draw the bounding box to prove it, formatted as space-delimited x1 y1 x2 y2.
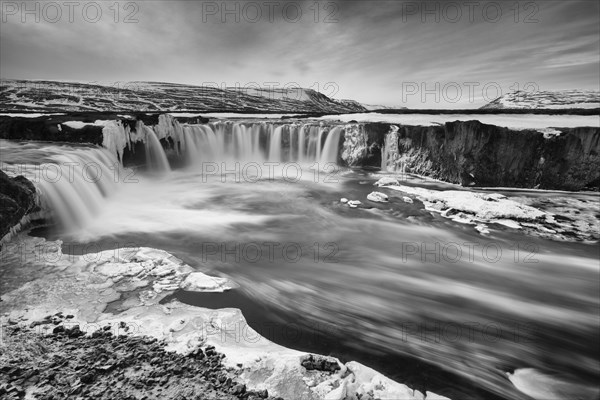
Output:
0 79 367 113
481 89 600 109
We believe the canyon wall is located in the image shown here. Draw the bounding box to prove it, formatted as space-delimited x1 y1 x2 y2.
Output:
343 121 600 191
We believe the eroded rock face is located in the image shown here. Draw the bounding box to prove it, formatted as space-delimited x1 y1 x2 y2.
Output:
0 171 37 244
370 121 600 191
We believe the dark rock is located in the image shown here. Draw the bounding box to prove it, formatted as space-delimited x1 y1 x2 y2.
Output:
231 383 246 395
300 354 341 373
79 371 95 384
52 325 65 335
353 121 600 191
0 170 37 243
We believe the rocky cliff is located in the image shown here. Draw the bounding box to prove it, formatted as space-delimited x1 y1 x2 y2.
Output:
0 170 38 243
342 121 600 191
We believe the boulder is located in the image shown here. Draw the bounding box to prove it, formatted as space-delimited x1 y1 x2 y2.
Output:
0 170 38 244
367 192 389 203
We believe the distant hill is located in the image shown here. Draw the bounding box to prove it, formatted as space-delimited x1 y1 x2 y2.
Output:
0 79 367 113
361 103 407 111
481 90 600 109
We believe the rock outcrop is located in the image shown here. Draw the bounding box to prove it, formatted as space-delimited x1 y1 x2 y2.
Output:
344 121 600 191
0 170 37 243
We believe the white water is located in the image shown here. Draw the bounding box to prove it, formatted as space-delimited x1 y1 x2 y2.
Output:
320 126 343 164
131 117 346 169
0 140 121 231
144 126 171 173
268 126 284 162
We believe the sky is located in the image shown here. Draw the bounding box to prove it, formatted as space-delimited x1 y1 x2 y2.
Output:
1 0 599 108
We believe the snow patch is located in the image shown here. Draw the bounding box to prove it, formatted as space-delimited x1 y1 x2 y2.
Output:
179 272 238 292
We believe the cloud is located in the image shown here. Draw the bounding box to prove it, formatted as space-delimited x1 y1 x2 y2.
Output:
1 0 598 108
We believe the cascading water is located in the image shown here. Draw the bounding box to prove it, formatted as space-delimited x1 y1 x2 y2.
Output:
143 125 171 173
268 126 284 161
133 119 345 168
0 142 123 232
297 124 307 163
320 126 343 165
381 125 399 172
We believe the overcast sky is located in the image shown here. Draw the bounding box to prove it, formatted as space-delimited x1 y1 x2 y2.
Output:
1 0 599 108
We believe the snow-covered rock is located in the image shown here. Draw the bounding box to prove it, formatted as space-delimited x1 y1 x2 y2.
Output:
481 90 600 110
367 191 389 203
347 200 362 208
507 368 600 400
179 272 238 292
374 177 401 187
385 185 545 222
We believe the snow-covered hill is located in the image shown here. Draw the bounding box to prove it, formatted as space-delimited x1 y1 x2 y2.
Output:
481 90 600 109
0 79 366 113
361 103 407 111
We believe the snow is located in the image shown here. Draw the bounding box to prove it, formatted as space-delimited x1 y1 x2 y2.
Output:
167 113 206 118
374 177 401 187
179 271 238 292
101 121 130 163
347 200 362 208
367 191 389 202
63 120 114 129
484 90 600 110
202 113 293 119
538 128 562 138
385 184 545 221
507 368 600 400
317 113 600 130
0 113 65 118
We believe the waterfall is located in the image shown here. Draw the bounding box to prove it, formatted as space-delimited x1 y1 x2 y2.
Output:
381 125 400 172
143 125 171 173
298 125 307 163
316 128 325 161
269 126 284 161
101 119 347 169
33 147 121 231
320 126 344 165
